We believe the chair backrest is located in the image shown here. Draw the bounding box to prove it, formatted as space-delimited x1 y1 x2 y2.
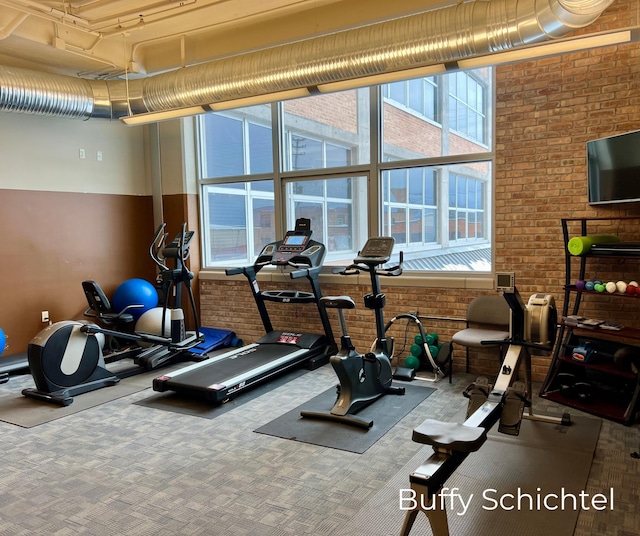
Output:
466 295 510 328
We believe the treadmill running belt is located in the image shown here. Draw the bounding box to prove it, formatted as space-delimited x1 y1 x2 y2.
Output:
155 343 315 405
176 344 300 385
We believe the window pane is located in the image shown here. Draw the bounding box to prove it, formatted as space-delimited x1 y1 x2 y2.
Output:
384 68 491 160
287 176 367 263
208 190 247 262
408 168 423 204
328 202 352 251
294 201 324 244
326 143 350 168
200 105 273 178
327 178 350 199
408 79 423 113
425 170 436 205
202 181 274 266
294 179 323 196
391 207 407 244
252 198 275 256
382 163 490 270
424 208 437 242
389 169 406 202
283 89 370 171
248 122 273 174
203 114 244 177
389 81 405 104
409 208 422 243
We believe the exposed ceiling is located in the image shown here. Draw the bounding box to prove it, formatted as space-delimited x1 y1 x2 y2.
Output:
0 0 455 79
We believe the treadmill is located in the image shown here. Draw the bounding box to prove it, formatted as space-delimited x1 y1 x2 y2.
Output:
152 218 336 404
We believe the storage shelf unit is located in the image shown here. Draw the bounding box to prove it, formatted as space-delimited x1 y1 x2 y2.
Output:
540 217 640 425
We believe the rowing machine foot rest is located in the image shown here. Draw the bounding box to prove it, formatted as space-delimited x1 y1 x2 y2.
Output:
463 376 492 418
412 418 487 453
498 381 530 436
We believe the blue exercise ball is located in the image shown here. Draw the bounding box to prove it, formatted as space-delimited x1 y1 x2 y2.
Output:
112 278 158 320
0 328 5 356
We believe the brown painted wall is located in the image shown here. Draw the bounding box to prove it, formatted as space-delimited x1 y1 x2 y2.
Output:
0 189 154 356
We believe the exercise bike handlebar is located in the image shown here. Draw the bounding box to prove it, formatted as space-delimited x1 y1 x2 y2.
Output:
334 251 404 278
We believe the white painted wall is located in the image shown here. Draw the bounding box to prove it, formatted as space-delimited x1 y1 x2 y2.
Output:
0 111 149 195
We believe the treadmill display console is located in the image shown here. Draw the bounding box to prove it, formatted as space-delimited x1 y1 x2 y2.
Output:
274 231 312 264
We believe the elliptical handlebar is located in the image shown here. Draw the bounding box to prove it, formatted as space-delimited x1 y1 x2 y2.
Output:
150 223 170 272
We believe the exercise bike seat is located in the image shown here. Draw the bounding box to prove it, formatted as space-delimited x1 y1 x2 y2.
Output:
412 418 487 453
319 296 356 309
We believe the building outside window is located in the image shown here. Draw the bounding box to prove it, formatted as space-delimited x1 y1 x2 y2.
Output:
198 68 493 272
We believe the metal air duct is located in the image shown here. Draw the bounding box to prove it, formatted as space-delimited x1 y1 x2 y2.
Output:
0 0 614 120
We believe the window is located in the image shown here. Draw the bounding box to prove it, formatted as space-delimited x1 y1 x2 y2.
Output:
448 173 486 241
286 176 367 254
200 106 273 178
449 71 487 145
382 77 438 122
202 181 275 265
198 68 493 272
382 167 437 246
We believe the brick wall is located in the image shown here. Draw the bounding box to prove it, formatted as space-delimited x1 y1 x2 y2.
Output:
200 1 640 383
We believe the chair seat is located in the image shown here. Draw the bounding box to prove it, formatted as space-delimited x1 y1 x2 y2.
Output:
452 328 509 348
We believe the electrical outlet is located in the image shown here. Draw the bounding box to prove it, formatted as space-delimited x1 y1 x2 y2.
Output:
41 310 49 323
79 148 86 159
97 150 102 161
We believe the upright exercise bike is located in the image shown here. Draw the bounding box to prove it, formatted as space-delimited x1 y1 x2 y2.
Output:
301 236 405 429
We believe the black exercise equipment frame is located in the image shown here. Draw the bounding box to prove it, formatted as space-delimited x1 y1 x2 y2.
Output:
152 218 337 404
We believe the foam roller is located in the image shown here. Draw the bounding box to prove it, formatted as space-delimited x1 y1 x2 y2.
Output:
567 235 620 256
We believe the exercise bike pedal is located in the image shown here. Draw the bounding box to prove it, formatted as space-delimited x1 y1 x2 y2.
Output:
388 385 406 395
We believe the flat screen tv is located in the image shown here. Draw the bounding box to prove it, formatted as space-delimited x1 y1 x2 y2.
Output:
587 130 640 205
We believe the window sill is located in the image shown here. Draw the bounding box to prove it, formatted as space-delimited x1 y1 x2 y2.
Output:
199 269 495 290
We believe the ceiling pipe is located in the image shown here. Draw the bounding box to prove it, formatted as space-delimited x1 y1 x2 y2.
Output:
0 0 614 121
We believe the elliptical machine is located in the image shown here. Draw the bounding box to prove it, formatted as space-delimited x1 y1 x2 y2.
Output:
22 222 204 406
301 236 405 429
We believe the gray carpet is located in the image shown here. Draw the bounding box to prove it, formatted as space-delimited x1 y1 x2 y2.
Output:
255 382 436 453
0 363 182 428
336 414 602 536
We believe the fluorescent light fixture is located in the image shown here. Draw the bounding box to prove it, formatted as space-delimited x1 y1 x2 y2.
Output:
458 29 637 70
120 105 206 126
317 64 447 93
208 88 311 111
